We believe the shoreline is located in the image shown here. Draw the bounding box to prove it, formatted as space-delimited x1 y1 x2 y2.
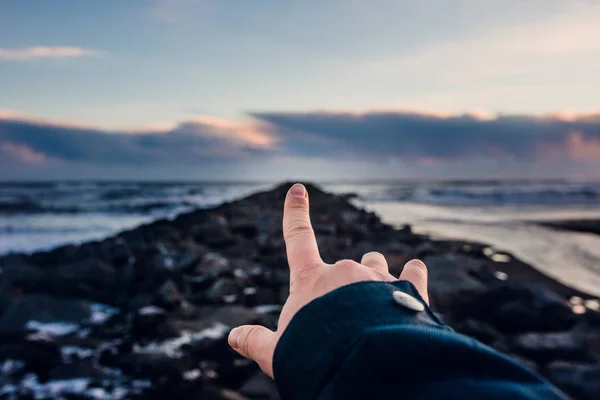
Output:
364 201 600 298
537 219 600 236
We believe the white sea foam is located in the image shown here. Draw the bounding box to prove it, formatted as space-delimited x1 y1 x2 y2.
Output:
26 321 80 336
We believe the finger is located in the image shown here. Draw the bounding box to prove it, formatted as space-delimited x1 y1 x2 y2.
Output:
361 252 388 274
283 183 322 275
399 259 429 304
229 325 276 378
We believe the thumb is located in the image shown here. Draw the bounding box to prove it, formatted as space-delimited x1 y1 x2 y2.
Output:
228 325 276 378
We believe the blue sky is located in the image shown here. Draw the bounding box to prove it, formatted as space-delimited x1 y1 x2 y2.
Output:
1 0 600 180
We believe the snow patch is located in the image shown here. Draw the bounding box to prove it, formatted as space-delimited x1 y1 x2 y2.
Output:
0 359 25 375
138 305 165 316
233 268 247 278
223 294 238 303
183 369 201 381
243 287 257 295
90 303 119 324
254 304 282 314
26 321 79 336
0 374 152 400
134 322 229 358
61 346 94 360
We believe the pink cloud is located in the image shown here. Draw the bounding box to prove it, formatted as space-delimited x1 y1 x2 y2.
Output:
0 47 104 61
0 142 48 165
566 132 600 164
183 115 277 148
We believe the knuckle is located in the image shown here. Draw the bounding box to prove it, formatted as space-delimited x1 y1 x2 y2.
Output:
284 221 313 241
289 260 320 289
335 259 359 271
241 327 261 357
288 199 309 210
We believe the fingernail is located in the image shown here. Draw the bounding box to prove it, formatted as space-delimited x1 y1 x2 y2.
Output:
290 183 306 198
406 259 427 269
229 327 244 348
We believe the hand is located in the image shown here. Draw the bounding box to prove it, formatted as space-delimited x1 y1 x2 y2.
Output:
227 183 429 378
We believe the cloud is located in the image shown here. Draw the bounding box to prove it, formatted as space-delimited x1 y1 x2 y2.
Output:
0 47 104 61
0 143 48 165
0 114 275 168
564 131 600 164
2 109 600 180
252 110 600 168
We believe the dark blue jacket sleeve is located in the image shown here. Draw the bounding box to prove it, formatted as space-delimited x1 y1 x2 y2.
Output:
273 281 567 400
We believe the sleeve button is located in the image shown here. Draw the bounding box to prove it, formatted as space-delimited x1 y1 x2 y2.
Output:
393 290 425 312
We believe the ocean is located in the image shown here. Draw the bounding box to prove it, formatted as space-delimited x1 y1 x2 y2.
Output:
2 180 600 295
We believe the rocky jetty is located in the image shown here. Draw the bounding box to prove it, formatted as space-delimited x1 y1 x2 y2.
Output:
0 183 598 399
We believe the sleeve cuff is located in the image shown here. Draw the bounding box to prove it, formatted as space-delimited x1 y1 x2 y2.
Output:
272 280 449 399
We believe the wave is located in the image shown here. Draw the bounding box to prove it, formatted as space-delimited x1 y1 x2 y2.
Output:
1 180 599 256
332 181 600 206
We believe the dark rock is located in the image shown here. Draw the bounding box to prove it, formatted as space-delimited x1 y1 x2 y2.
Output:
314 223 337 236
183 274 213 295
421 255 485 313
415 242 439 258
207 279 239 303
131 307 170 341
49 359 110 380
0 295 92 329
231 218 260 239
108 239 132 267
221 242 260 260
0 340 61 379
339 223 371 242
155 280 182 309
0 259 44 312
448 282 576 334
197 252 232 277
453 319 503 345
207 306 262 328
543 362 600 400
111 352 193 384
174 249 202 270
54 259 116 288
240 372 280 399
252 288 278 307
495 331 592 364
191 215 239 249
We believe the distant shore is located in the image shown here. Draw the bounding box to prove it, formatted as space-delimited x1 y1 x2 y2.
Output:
538 219 600 236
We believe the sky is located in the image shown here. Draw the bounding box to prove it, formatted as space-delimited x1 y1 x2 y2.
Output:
1 0 600 181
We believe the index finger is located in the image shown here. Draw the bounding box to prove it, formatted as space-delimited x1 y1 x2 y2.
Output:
282 184 322 274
